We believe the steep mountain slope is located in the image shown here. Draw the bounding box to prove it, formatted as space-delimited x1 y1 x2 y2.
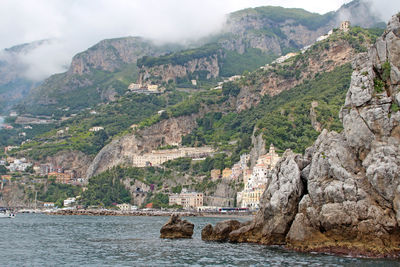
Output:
17 37 180 116
136 0 384 86
207 13 400 258
18 0 384 116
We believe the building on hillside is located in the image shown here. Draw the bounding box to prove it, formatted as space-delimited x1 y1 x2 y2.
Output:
210 169 221 180
256 144 280 170
240 184 267 209
237 144 281 209
117 203 132 211
64 197 76 207
169 189 203 209
147 84 159 92
40 164 53 175
191 80 197 86
132 146 214 167
222 168 233 179
89 126 104 132
48 172 72 184
128 83 142 90
340 21 350 32
43 202 55 208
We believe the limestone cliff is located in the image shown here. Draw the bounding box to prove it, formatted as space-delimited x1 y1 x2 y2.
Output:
86 115 198 178
204 14 400 258
21 37 175 114
138 54 220 85
68 37 162 75
45 151 92 178
234 33 366 111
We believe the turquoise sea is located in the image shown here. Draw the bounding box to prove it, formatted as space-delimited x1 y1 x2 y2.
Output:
0 214 399 266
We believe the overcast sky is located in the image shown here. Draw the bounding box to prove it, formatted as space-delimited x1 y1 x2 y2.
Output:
0 0 399 80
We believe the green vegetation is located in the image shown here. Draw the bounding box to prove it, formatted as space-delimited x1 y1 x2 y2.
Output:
137 44 220 68
220 48 276 77
81 167 132 207
14 91 188 159
231 6 335 30
183 64 352 154
36 183 82 207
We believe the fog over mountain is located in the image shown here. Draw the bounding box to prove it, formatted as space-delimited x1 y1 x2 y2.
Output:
0 0 398 81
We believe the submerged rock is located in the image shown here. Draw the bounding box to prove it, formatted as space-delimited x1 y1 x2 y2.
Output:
160 214 194 239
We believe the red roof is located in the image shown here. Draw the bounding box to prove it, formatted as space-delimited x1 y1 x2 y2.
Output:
145 203 153 208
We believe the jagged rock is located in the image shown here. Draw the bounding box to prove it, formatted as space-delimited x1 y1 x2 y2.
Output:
206 14 400 258
160 214 194 239
201 220 245 241
229 150 303 244
286 14 400 257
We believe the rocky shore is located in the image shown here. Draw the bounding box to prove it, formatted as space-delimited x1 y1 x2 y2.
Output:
43 209 254 217
44 209 199 217
201 14 400 258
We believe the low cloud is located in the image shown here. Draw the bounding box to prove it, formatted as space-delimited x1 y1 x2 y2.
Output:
0 0 398 81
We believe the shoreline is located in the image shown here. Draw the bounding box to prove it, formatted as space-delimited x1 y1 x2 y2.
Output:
41 209 255 218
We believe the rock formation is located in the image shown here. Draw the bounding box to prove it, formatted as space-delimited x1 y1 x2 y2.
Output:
160 214 194 239
85 115 197 178
202 14 400 258
202 220 248 241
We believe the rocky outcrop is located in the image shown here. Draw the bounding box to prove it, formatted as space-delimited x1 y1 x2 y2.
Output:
202 220 247 241
68 37 166 75
86 115 197 178
138 54 220 85
202 14 400 258
235 36 359 112
229 150 304 244
160 214 194 239
46 150 92 178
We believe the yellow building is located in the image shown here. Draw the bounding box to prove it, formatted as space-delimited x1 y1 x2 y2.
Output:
147 84 159 92
240 184 266 209
222 168 232 179
340 21 350 32
169 189 203 209
117 203 132 211
210 169 221 180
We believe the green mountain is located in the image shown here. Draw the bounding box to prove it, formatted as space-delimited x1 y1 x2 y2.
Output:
16 37 182 117
16 0 384 117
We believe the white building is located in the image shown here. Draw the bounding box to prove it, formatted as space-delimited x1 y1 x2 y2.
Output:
64 197 76 207
89 126 104 132
237 144 280 209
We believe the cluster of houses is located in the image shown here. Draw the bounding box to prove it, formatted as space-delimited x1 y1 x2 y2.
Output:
212 75 242 90
260 21 351 71
237 144 281 209
127 83 165 94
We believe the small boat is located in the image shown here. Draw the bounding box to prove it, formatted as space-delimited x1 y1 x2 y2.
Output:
0 207 15 218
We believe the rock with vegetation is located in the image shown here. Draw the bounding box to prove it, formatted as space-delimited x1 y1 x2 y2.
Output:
160 214 194 239
205 14 400 258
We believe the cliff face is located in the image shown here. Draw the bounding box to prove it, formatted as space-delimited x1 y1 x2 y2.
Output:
21 37 174 115
206 14 400 258
86 115 198 178
45 151 92 178
235 36 361 111
68 37 161 75
138 54 220 84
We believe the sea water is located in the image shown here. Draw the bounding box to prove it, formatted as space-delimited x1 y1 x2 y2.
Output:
0 214 399 266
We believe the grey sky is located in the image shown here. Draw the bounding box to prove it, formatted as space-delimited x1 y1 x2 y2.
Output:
0 0 398 80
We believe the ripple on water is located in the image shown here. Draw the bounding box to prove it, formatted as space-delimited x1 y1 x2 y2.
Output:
1 214 399 267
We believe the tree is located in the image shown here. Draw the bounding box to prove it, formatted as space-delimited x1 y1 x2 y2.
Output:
0 165 7 175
